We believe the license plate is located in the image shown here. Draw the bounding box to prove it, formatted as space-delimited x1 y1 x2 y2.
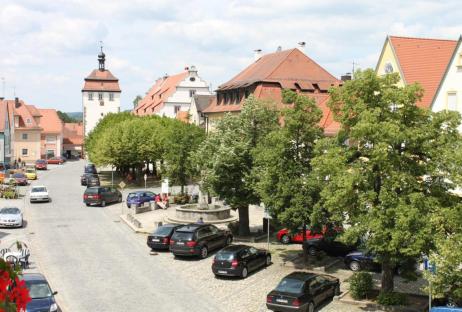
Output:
152 238 160 242
176 242 184 245
218 270 227 274
276 299 288 303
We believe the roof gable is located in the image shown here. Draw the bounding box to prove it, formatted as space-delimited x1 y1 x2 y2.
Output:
389 35 457 108
38 109 63 133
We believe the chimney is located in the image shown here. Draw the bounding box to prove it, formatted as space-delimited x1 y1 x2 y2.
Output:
188 65 198 76
254 49 262 61
15 97 20 108
297 41 306 53
276 46 282 52
341 73 352 81
0 97 4 101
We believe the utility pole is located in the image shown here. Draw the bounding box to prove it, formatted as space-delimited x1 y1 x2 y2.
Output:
352 61 359 79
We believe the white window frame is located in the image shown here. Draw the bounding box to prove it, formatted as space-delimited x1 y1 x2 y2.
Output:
98 92 103 100
447 91 457 111
88 92 93 101
109 93 114 101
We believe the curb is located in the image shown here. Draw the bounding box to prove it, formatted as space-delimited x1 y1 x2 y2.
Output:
119 214 151 234
338 290 427 312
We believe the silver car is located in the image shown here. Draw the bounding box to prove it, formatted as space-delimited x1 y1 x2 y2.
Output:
0 207 23 228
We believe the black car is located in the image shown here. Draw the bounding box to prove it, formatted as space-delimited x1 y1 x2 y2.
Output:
84 163 97 174
80 173 100 186
267 272 340 312
170 224 233 259
212 244 271 278
21 273 59 312
147 224 184 250
303 236 357 257
344 251 380 272
83 187 122 207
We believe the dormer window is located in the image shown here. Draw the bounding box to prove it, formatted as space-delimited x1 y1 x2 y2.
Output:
26 118 31 124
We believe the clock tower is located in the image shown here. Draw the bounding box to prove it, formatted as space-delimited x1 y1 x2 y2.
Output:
82 47 121 137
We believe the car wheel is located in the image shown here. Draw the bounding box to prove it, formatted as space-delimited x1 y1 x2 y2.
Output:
308 246 317 257
241 267 248 278
334 284 341 296
200 246 208 259
85 203 90 207
349 261 361 272
265 255 272 267
281 234 291 244
101 200 106 207
225 236 232 246
308 301 315 312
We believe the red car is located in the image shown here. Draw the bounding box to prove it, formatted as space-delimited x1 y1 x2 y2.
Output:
35 159 47 170
12 173 28 186
276 227 323 244
47 157 64 165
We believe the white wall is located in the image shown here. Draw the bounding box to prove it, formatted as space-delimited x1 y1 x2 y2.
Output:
83 91 121 136
432 42 462 132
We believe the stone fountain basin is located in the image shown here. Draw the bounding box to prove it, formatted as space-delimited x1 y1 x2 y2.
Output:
165 204 237 224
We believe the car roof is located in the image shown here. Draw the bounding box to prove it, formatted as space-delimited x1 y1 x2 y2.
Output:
219 244 249 253
0 207 20 211
176 224 208 232
32 185 46 188
21 273 47 282
129 191 147 194
283 271 316 281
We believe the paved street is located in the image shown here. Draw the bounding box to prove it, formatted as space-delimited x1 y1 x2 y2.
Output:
0 161 372 312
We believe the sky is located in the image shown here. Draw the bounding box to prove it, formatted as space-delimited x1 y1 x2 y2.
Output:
1 0 461 112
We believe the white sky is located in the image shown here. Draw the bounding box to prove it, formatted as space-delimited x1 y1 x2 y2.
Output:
0 0 461 112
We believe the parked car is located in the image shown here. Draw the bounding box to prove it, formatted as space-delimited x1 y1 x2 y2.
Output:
12 173 28 185
25 167 37 180
84 163 97 174
127 191 157 208
147 224 184 250
83 186 122 207
431 308 462 312
212 244 271 278
80 173 100 187
0 207 23 228
170 224 233 259
47 157 64 165
21 273 58 312
35 159 47 170
303 236 357 257
344 250 420 275
277 226 342 244
29 186 50 203
266 271 340 312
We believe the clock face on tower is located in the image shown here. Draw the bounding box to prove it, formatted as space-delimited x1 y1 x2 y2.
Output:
384 62 394 74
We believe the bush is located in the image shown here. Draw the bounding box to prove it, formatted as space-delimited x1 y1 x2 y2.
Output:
349 272 373 300
173 194 190 204
377 291 407 306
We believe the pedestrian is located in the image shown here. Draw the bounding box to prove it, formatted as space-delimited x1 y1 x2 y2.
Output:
196 217 204 224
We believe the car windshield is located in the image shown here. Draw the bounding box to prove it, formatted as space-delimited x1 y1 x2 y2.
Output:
0 208 19 214
275 278 305 294
13 173 25 178
36 160 45 164
153 226 173 236
215 251 235 261
85 188 100 194
172 231 194 241
32 187 46 193
26 281 53 299
26 169 35 173
127 193 141 199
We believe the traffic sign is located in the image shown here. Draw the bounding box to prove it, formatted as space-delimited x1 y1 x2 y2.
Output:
119 181 126 189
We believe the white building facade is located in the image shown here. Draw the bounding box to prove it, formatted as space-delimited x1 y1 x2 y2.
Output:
82 50 121 136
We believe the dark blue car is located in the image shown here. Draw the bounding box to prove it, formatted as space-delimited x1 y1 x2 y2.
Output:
21 273 58 312
126 191 157 208
344 250 379 272
431 308 462 312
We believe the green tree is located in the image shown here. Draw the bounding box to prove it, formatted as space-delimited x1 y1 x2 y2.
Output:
163 120 205 194
253 90 324 245
133 95 142 109
57 111 77 123
311 69 462 293
194 96 279 236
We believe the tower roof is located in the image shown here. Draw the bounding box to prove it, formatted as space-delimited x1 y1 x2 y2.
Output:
82 69 121 92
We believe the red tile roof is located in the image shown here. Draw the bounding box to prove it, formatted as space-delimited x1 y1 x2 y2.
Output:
11 100 42 129
38 109 63 134
219 48 340 91
82 69 121 92
388 36 457 108
134 72 188 115
63 122 83 145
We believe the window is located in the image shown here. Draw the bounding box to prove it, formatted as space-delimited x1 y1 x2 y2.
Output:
22 133 28 140
190 77 196 82
98 93 103 100
189 90 196 97
245 89 250 98
101 113 104 117
109 93 114 101
88 93 93 101
174 105 181 114
99 100 104 106
447 92 457 111
21 149 28 156
26 118 31 124
46 135 55 143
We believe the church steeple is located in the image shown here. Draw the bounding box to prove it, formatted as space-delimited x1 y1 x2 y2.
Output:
98 43 105 71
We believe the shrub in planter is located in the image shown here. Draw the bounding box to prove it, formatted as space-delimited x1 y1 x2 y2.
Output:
377 291 407 306
173 194 190 205
349 272 373 300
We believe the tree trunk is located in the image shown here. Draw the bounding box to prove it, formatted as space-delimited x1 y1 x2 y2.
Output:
238 205 251 237
381 256 395 293
302 223 309 265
